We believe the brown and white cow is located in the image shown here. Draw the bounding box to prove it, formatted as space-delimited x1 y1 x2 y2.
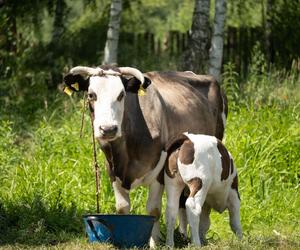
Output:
164 133 242 247
64 65 227 247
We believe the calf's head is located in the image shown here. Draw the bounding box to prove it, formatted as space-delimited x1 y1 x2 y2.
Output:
64 65 151 141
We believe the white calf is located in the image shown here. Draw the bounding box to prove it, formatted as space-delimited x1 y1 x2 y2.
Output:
165 133 242 247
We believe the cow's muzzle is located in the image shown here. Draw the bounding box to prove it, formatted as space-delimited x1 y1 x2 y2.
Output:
99 125 118 140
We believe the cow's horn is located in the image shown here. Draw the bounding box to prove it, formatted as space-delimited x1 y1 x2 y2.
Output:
70 66 103 76
119 67 145 84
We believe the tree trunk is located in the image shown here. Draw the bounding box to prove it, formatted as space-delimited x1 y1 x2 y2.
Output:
52 0 65 44
209 0 227 82
7 4 18 54
180 0 211 73
47 0 66 89
265 0 273 64
103 0 123 65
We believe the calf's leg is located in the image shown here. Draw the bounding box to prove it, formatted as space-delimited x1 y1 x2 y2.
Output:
227 189 242 239
198 202 211 245
186 182 209 246
165 173 185 247
178 191 188 238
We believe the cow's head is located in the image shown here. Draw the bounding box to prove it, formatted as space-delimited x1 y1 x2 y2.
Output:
64 65 151 141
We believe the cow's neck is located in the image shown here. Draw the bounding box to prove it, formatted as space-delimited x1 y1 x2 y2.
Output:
99 92 163 190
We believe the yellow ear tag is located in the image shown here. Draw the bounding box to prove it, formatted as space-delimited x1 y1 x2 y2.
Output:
71 82 79 91
64 87 73 96
138 86 146 96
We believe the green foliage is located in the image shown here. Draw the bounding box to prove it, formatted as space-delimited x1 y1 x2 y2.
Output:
122 0 193 39
271 0 300 66
222 62 240 105
226 0 263 28
0 121 22 188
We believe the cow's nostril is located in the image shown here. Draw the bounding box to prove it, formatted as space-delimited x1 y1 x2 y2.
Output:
99 125 118 137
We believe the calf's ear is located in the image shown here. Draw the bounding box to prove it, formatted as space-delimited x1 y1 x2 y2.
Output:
64 74 89 92
122 76 151 94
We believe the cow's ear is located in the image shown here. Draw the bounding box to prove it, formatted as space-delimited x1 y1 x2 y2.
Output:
64 73 89 92
122 76 151 94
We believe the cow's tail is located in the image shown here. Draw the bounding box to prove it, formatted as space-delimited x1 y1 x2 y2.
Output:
216 90 228 141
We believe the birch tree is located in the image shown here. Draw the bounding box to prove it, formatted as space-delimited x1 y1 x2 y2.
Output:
103 0 123 65
208 0 227 82
180 0 211 73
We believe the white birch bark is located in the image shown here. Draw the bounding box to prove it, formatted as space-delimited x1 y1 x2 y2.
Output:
103 0 123 65
209 0 227 82
180 0 211 73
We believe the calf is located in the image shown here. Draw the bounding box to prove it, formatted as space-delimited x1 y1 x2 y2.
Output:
165 133 242 247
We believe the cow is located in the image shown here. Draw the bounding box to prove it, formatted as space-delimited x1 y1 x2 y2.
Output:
164 133 242 247
63 65 227 247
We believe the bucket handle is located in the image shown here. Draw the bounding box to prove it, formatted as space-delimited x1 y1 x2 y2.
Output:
86 218 113 242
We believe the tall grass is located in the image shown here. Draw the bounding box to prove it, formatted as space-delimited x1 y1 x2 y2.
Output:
0 65 299 248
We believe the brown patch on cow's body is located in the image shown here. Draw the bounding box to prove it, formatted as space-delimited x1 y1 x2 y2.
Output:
217 140 231 180
187 177 202 197
166 150 179 178
178 139 195 165
165 134 189 179
231 174 240 200
147 72 217 139
230 158 234 174
165 134 189 154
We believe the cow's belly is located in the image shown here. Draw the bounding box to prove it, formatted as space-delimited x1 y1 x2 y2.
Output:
206 184 231 213
130 150 167 189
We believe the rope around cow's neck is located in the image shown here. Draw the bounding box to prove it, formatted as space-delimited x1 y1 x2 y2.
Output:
80 92 87 138
89 106 100 214
90 110 100 214
80 93 100 214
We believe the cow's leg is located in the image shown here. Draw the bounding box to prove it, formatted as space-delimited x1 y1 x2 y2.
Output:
186 186 208 246
165 173 185 247
227 189 242 239
145 151 167 248
112 179 130 214
199 202 211 245
146 179 164 248
178 191 188 238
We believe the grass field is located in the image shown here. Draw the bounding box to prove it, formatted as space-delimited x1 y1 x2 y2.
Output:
0 67 299 249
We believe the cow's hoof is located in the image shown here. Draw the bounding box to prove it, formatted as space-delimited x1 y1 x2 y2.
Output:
149 237 157 249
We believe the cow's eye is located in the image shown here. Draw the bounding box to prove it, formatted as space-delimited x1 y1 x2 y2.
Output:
117 91 125 102
88 92 96 101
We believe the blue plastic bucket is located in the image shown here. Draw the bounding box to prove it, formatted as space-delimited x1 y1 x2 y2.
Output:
83 214 155 248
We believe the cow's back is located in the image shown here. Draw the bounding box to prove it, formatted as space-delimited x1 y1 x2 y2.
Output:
144 71 226 142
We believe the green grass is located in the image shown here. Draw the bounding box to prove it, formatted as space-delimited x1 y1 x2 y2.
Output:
0 67 299 249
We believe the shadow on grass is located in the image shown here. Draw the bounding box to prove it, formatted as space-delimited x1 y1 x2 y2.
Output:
0 195 86 246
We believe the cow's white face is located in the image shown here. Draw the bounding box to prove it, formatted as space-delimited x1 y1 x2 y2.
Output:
88 75 126 141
